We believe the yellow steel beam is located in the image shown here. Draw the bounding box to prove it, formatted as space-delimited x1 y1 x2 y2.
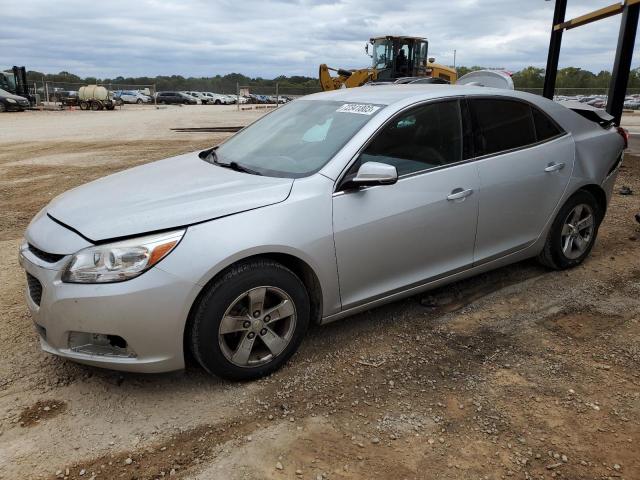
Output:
627 0 640 6
554 2 624 31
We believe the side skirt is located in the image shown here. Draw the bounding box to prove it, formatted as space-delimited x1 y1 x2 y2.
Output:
319 243 539 325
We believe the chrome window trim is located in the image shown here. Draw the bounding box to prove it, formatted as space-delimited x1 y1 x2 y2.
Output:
470 131 570 163
333 95 570 195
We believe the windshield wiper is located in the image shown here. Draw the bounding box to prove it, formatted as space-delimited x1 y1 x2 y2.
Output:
225 161 262 175
204 148 262 175
213 158 261 177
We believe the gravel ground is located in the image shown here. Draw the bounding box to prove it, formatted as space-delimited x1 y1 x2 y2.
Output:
0 107 639 480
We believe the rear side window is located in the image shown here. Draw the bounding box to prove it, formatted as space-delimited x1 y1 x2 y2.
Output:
470 98 536 156
532 107 563 141
357 100 463 176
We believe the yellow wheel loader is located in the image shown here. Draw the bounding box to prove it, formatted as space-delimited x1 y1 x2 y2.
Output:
319 36 457 91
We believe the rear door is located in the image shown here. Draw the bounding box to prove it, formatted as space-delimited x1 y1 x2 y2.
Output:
469 97 574 262
333 99 480 309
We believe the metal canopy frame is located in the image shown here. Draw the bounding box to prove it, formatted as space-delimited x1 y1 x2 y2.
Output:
543 0 640 125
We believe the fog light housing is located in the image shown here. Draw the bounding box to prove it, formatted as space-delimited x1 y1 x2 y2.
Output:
68 332 136 358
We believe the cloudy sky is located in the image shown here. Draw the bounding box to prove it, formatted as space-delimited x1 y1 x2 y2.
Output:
1 0 635 78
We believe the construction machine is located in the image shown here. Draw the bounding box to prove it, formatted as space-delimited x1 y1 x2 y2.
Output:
319 36 457 91
0 66 35 105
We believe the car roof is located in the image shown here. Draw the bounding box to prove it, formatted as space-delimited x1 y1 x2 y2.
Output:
305 84 594 143
304 84 542 107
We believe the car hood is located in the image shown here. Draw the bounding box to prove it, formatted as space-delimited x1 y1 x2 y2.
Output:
47 151 294 241
1 91 28 102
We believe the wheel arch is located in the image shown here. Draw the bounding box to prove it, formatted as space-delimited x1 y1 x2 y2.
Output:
183 252 324 362
577 183 607 218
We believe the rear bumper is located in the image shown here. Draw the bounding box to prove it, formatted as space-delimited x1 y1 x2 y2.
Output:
601 152 624 204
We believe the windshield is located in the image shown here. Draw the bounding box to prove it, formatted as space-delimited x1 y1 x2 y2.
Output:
0 73 16 92
372 39 393 70
213 100 382 178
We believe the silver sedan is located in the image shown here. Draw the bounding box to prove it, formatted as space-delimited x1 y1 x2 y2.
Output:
20 85 626 380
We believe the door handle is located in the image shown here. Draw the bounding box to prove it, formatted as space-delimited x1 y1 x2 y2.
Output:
447 188 473 201
544 162 565 172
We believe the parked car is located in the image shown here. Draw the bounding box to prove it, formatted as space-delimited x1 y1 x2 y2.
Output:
19 85 625 380
248 93 270 104
183 91 210 104
201 92 233 105
156 91 198 105
222 94 237 104
265 95 287 104
624 99 640 110
0 88 30 111
114 90 152 104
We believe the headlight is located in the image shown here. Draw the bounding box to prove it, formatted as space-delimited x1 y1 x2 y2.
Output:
62 230 185 283
6 98 17 103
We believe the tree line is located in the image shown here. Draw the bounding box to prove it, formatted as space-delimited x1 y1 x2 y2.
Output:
25 66 640 93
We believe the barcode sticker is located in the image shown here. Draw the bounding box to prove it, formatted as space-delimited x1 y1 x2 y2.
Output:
336 103 381 115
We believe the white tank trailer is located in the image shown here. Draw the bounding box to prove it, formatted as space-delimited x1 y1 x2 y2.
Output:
77 85 118 110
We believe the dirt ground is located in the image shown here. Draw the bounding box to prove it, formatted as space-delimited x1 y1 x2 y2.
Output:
0 107 639 480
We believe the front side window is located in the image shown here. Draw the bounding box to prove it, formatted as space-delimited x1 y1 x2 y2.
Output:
372 39 393 70
470 98 536 156
354 100 463 177
213 100 382 178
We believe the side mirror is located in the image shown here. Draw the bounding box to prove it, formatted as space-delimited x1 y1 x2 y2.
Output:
352 161 398 187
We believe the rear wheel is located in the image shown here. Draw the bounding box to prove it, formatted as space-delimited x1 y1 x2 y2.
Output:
538 190 602 269
215 99 221 105
90 100 102 111
0 103 5 112
79 101 89 110
136 98 142 104
189 260 309 380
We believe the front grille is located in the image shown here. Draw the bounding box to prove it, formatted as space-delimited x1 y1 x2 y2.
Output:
26 273 43 306
28 244 65 263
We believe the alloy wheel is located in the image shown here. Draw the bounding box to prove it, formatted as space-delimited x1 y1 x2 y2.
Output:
561 203 595 259
218 286 297 367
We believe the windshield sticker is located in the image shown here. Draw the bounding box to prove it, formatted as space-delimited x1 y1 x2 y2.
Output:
336 103 381 115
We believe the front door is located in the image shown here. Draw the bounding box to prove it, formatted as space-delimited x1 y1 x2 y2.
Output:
332 99 479 309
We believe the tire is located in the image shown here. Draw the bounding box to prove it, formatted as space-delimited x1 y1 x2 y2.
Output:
79 101 89 110
190 260 310 380
90 101 102 111
0 103 5 112
215 99 221 105
538 190 602 270
136 98 142 104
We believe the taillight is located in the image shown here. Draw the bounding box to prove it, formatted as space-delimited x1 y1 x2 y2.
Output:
617 126 629 149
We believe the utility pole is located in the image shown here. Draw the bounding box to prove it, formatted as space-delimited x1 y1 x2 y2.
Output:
542 0 567 99
453 50 457 70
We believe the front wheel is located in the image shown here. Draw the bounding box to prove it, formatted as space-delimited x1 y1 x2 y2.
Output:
136 98 142 104
189 260 309 380
538 190 602 270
